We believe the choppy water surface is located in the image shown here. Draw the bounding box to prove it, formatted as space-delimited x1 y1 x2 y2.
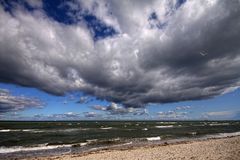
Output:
0 121 240 159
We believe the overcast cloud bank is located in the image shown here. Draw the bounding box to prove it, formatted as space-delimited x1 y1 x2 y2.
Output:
0 0 240 110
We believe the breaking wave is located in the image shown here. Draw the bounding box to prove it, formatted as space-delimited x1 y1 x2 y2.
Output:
0 144 72 154
155 125 174 128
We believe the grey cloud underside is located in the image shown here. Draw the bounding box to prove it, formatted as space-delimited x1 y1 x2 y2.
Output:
92 103 148 115
0 0 240 108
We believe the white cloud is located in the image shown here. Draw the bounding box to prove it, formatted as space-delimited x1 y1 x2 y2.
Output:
25 0 43 8
157 110 188 119
84 111 98 118
77 96 91 104
0 88 44 114
202 110 240 119
92 102 149 115
175 106 191 110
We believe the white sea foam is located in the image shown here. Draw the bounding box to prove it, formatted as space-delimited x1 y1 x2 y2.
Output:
155 125 174 128
0 129 12 132
0 144 72 154
0 129 44 133
22 129 32 132
23 129 45 133
209 123 229 126
79 142 88 146
156 122 176 124
189 132 197 135
209 131 240 138
100 127 113 130
113 138 121 141
62 128 81 132
142 128 148 131
0 129 28 132
146 136 161 141
79 128 90 131
45 128 86 133
88 141 133 152
86 139 98 144
122 141 133 145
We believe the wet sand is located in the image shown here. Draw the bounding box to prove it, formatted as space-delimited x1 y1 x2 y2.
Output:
25 136 240 160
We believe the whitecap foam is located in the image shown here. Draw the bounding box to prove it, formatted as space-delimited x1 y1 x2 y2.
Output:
196 131 240 141
100 127 113 130
22 129 44 133
62 128 81 132
212 131 240 138
80 128 90 131
156 122 176 124
0 144 72 154
79 142 88 146
111 141 133 147
209 123 229 126
0 129 12 132
86 139 98 143
0 129 44 133
88 141 133 152
146 136 161 141
46 128 83 133
155 125 174 128
189 132 197 135
142 128 148 131
22 129 33 132
113 138 120 141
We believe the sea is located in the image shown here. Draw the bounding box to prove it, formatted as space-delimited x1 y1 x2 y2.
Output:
0 120 240 159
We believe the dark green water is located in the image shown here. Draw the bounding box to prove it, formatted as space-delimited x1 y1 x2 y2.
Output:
0 121 240 158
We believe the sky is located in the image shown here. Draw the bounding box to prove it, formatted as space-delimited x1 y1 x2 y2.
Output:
0 0 240 120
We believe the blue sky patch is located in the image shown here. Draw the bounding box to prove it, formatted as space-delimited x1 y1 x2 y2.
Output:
42 0 117 40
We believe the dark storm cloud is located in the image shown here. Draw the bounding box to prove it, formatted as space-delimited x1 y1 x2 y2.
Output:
0 89 44 113
0 0 240 108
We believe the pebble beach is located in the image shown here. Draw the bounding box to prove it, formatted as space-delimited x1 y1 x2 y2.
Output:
25 136 240 160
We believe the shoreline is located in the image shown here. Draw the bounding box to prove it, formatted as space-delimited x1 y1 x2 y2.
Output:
21 135 240 160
